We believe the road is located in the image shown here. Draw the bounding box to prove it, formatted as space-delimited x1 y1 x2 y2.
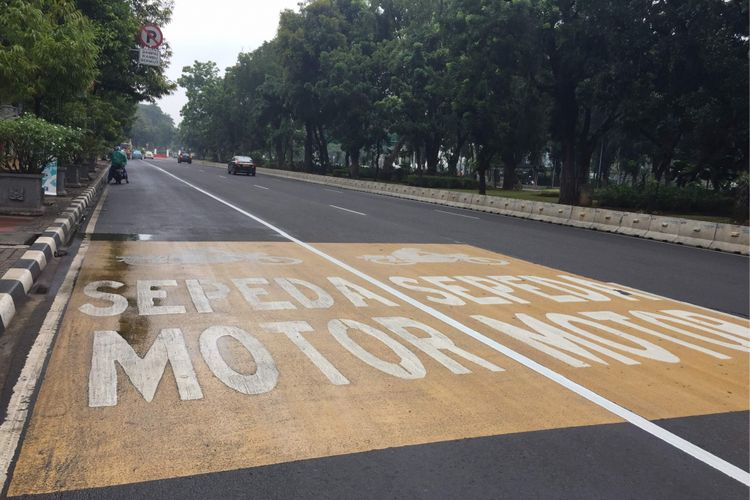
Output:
2 158 748 498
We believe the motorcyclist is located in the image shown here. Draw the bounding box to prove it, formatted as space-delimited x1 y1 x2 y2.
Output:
108 146 129 184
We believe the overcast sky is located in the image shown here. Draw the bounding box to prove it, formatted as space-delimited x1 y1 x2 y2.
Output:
157 0 300 125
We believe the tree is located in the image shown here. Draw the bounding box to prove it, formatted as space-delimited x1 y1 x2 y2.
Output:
0 0 99 114
130 103 176 149
540 0 652 204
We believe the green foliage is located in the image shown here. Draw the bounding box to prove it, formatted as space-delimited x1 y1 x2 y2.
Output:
595 184 734 216
175 0 747 206
0 0 99 109
405 175 478 190
0 115 83 174
131 103 176 149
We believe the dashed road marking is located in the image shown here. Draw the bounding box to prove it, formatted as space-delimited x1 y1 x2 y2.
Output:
254 185 269 190
435 209 480 220
330 205 366 216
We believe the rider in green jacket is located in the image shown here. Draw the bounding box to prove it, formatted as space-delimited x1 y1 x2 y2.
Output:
108 147 129 183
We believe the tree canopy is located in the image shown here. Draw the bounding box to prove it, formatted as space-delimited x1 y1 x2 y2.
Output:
178 0 748 202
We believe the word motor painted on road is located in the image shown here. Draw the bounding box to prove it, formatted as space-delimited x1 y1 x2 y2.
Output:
78 271 750 408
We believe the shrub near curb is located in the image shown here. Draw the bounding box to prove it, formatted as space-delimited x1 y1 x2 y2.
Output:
0 114 82 174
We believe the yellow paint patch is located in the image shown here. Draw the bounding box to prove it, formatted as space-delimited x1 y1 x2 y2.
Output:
8 242 749 495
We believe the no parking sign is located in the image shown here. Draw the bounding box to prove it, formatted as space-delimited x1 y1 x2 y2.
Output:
138 23 163 49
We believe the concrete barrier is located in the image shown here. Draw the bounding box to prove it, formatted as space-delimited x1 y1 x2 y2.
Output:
255 167 747 254
506 199 534 219
676 220 718 249
710 225 750 254
532 202 573 224
567 207 595 229
617 212 653 237
645 216 683 243
592 209 624 233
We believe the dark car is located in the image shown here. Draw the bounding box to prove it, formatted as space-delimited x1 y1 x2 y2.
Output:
177 151 192 164
228 155 255 176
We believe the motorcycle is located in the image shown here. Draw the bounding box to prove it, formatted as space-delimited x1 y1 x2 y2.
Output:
110 167 129 184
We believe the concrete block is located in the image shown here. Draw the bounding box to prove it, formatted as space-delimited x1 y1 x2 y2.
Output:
710 224 750 254
567 207 595 229
644 216 683 243
617 212 652 237
506 199 534 218
674 220 717 248
531 202 572 224
592 209 624 233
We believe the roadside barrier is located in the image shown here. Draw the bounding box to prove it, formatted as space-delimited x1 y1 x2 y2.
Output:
252 167 749 255
533 202 573 224
566 207 595 229
617 212 652 238
710 225 749 254
676 220 718 249
592 209 624 233
0 167 109 335
644 216 684 243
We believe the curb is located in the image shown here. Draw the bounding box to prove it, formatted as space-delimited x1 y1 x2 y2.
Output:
0 167 109 335
251 167 749 256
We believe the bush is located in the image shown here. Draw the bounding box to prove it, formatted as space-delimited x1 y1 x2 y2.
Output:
0 115 82 174
594 184 734 215
405 175 479 189
332 167 349 177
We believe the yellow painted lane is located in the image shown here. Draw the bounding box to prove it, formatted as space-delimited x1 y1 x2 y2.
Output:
8 242 749 495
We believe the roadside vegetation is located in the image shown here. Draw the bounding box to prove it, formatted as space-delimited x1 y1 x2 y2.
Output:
0 0 174 173
176 0 748 222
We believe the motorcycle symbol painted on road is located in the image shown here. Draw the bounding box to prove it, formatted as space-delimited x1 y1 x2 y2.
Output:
358 247 509 266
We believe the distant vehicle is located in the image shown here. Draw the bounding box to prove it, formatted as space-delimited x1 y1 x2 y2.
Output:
177 151 192 164
144 151 154 159
131 150 143 160
228 155 255 176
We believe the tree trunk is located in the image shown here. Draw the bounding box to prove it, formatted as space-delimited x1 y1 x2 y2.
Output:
425 134 441 175
477 148 492 195
304 122 314 172
502 160 517 190
349 149 360 179
558 139 578 205
316 125 330 173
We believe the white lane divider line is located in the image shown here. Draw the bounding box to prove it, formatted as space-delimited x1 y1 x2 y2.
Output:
144 161 750 487
330 205 366 216
435 209 480 220
324 188 343 193
0 188 108 491
254 185 270 190
219 175 227 179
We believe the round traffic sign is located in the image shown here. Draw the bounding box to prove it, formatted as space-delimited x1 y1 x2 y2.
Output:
139 23 163 49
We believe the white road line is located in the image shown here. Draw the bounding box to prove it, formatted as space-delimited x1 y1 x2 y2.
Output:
144 161 750 486
0 188 108 491
254 185 270 190
435 209 480 220
324 188 343 193
219 175 227 179
330 205 366 216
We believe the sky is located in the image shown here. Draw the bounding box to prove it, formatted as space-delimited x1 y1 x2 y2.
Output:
157 0 300 125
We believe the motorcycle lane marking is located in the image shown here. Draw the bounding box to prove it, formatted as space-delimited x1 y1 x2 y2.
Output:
138 163 750 485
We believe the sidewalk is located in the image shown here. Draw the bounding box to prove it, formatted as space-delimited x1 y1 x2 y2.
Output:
0 164 106 277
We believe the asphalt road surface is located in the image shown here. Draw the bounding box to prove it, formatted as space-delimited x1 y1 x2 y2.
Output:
2 158 748 499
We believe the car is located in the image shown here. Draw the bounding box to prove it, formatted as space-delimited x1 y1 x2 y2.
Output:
144 151 154 159
177 151 192 164
131 150 143 160
228 155 255 176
